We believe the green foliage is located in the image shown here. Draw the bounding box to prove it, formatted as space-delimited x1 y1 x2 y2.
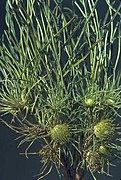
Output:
0 0 121 179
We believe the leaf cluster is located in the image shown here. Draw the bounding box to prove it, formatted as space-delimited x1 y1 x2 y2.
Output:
0 0 121 179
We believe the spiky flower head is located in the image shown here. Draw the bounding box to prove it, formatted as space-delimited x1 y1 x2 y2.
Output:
99 145 111 156
50 123 70 144
85 97 94 107
94 120 115 141
86 151 102 172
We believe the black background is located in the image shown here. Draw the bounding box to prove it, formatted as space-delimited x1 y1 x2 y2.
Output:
0 1 121 180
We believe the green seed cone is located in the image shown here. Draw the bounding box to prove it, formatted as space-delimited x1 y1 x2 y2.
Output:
50 124 70 144
94 120 115 141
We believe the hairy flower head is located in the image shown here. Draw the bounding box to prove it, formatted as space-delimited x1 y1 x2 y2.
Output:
86 151 102 172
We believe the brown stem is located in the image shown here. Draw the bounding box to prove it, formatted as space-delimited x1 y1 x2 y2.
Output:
61 155 74 180
61 153 84 180
76 167 84 180
62 163 84 180
63 165 71 180
61 159 71 180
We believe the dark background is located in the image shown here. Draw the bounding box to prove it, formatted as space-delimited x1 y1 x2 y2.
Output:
0 1 121 180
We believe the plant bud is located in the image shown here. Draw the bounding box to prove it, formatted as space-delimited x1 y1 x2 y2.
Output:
99 145 111 156
50 124 70 144
94 120 115 141
85 98 94 107
105 98 115 106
